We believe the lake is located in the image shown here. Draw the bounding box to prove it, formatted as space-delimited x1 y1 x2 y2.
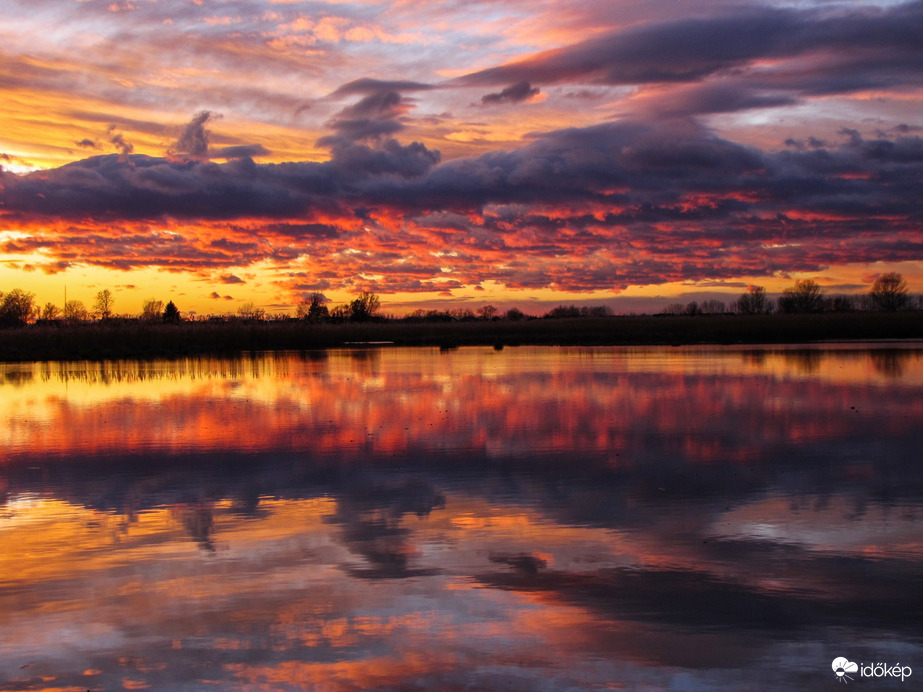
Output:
2 345 921 691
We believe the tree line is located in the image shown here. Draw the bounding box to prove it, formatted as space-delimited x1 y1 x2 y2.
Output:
0 289 182 328
0 272 916 330
662 273 916 316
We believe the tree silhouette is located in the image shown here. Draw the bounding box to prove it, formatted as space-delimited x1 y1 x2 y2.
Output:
162 300 181 324
41 302 61 320
349 292 381 322
870 272 909 311
778 279 823 313
63 299 89 322
94 289 115 320
0 288 36 327
477 304 498 320
142 299 164 321
300 292 330 322
737 285 770 314
545 305 581 318
237 302 265 320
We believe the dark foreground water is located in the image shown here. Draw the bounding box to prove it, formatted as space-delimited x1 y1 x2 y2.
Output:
1 345 922 691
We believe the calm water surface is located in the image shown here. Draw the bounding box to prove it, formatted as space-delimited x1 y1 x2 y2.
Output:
1 345 922 691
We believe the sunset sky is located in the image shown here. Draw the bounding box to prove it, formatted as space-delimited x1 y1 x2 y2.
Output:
1 0 922 316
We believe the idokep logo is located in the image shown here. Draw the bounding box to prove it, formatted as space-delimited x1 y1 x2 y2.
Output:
832 657 913 683
832 658 859 683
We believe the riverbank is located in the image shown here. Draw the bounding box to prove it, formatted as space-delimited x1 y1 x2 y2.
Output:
2 312 923 362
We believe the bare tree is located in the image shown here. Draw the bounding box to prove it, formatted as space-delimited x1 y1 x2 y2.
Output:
329 304 351 321
41 302 61 320
581 305 613 317
297 292 330 322
778 279 823 313
477 304 498 320
870 272 909 311
546 305 581 318
94 289 115 320
699 299 726 315
0 288 36 327
349 292 381 322
142 299 164 321
737 285 770 314
238 302 265 320
63 299 89 322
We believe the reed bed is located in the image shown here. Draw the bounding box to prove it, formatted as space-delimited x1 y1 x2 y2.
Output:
2 312 923 362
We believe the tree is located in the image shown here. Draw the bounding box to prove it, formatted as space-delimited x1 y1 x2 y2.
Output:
545 305 581 318
329 304 351 321
778 279 823 314
142 299 164 321
0 288 36 327
238 302 265 320
41 302 61 320
477 304 498 320
63 299 89 322
505 307 526 321
870 272 909 312
699 299 726 315
162 300 181 324
297 292 330 322
737 285 770 314
581 305 613 317
349 292 381 322
94 289 115 319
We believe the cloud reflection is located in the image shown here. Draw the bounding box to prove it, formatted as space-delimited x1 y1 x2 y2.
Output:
1 346 922 690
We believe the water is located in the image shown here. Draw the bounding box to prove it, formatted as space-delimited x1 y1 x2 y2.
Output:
1 345 922 690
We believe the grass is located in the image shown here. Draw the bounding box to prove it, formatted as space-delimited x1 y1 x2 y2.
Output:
2 312 923 362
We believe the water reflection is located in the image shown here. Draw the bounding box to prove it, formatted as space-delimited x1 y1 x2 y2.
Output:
1 345 922 691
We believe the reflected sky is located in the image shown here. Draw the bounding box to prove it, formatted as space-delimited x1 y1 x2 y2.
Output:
2 345 922 691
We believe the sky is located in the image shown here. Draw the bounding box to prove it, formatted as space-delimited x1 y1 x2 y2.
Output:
1 0 922 316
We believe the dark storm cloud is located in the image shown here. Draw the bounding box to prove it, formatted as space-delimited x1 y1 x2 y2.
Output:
453 2 923 104
2 120 919 224
108 127 134 158
481 81 541 105
263 222 339 238
169 110 215 161
328 139 441 179
2 118 922 291
214 143 270 159
330 78 435 97
317 90 415 152
635 82 798 118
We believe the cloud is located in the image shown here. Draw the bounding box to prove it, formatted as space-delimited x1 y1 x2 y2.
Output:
481 81 541 106
2 118 922 294
107 126 134 159
214 144 270 160
330 78 435 97
319 90 413 147
169 111 217 161
453 2 923 116
219 274 245 284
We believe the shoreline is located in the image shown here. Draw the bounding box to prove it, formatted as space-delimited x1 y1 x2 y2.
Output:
2 312 923 363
